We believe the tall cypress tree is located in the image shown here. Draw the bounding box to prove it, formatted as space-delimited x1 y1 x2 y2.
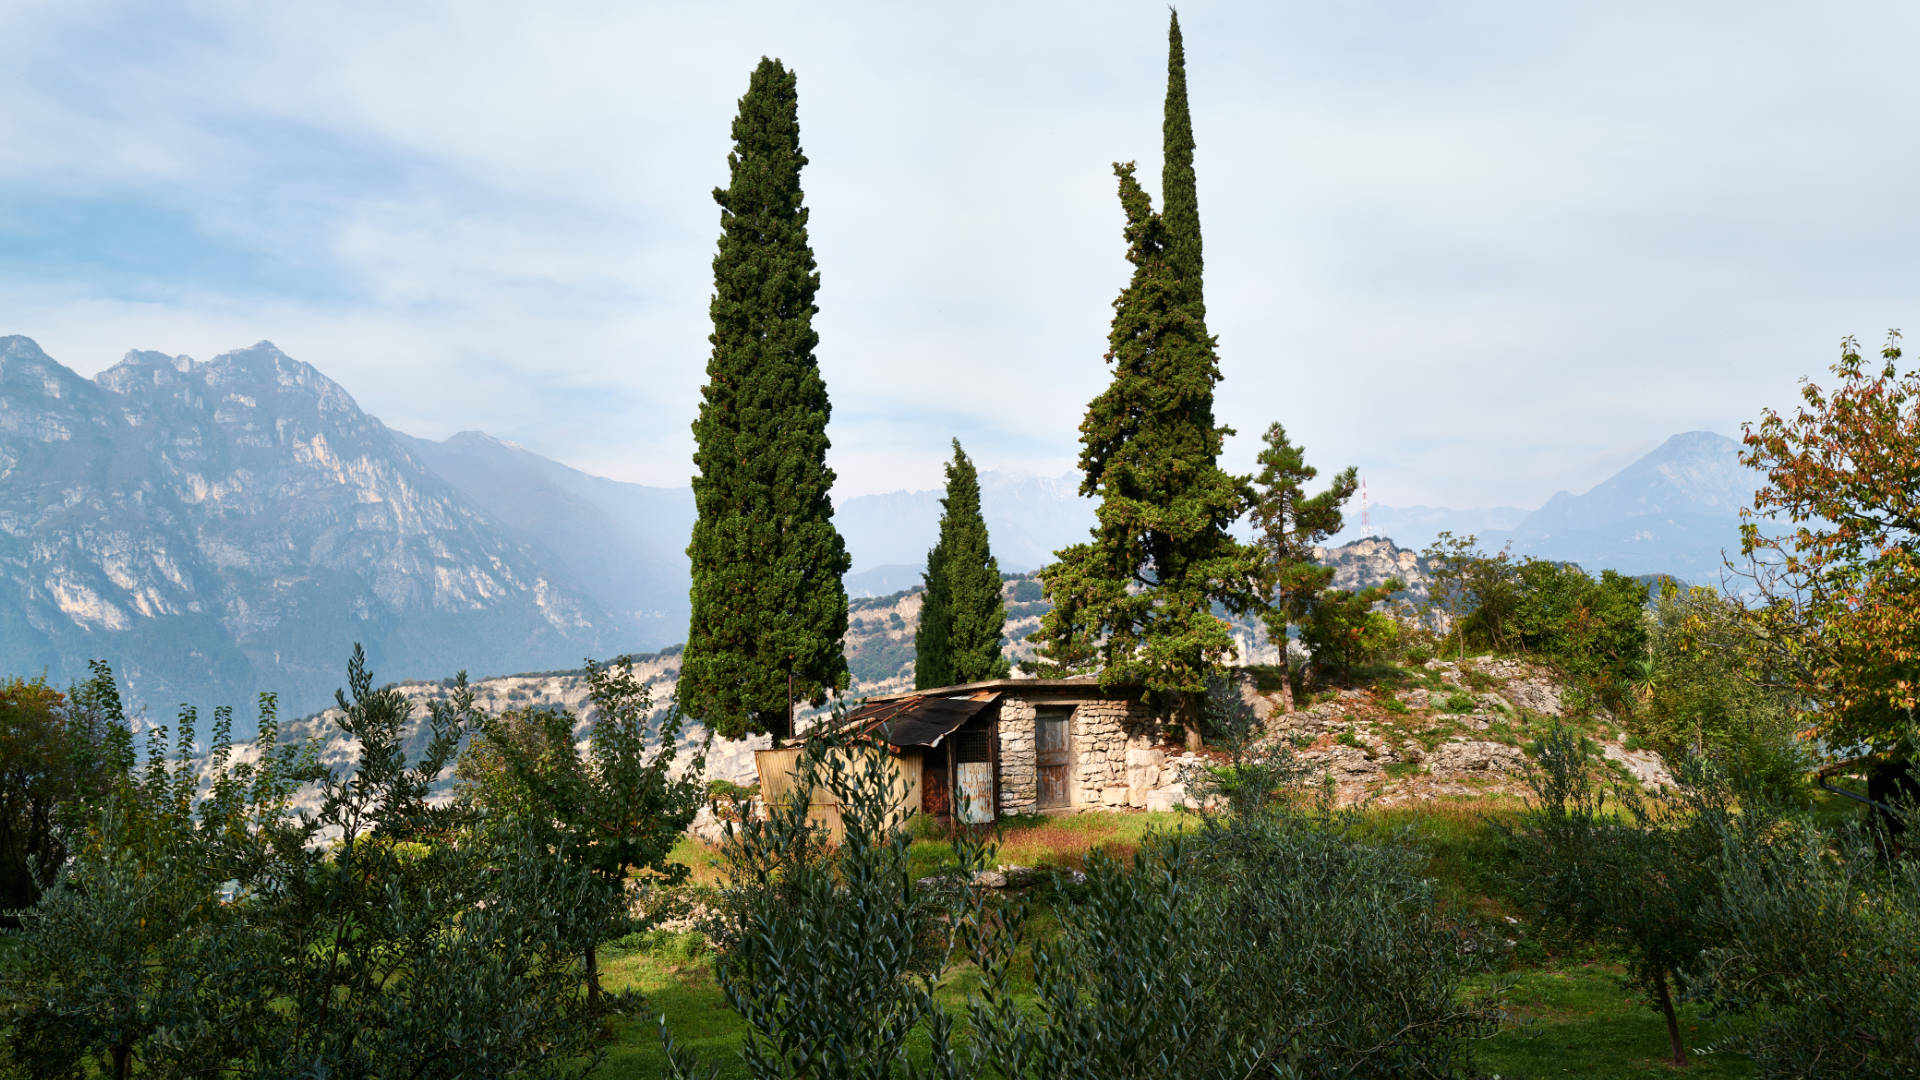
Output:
1031 163 1263 749
1162 9 1203 316
915 542 953 691
916 440 1010 690
1033 15 1258 749
683 58 849 742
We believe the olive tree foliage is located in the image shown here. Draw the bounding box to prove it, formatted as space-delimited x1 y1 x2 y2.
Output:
661 733 991 1080
1691 802 1920 1078
1 648 631 1080
663 715 1502 1080
458 656 707 1004
0 678 312 1080
1504 725 1734 1068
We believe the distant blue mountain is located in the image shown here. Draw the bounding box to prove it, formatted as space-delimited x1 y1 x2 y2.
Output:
395 430 692 650
1490 431 1760 582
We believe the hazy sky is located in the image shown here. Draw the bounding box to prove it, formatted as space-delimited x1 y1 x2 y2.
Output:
3 1 1916 509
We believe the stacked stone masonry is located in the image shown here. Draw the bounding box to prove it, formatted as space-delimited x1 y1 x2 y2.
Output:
992 696 1164 813
996 698 1038 814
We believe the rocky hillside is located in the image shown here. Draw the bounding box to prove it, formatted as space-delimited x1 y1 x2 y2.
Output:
1238 656 1669 805
0 336 623 720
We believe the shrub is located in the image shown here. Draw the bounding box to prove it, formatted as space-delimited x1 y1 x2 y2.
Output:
1635 583 1808 802
0 651 624 1080
1503 725 1731 1067
1300 578 1404 681
1692 805 1920 1078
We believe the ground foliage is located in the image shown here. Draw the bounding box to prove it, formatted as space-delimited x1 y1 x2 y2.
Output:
663 724 1502 1079
0 649 657 1079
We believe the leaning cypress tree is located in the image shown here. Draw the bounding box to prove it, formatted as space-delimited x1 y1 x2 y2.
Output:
1032 164 1263 750
916 440 1010 690
1033 15 1260 750
683 58 850 742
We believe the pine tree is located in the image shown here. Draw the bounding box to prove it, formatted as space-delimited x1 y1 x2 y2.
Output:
1031 163 1263 749
683 58 849 742
1162 9 1204 316
916 440 1010 690
1250 423 1357 683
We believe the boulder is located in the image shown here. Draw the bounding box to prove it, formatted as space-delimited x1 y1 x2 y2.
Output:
1145 786 1186 813
1427 739 1526 776
1603 743 1675 789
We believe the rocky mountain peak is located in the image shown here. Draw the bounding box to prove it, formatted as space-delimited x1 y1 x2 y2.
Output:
1 335 97 401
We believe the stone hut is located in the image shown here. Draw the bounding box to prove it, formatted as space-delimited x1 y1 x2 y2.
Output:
834 678 1177 822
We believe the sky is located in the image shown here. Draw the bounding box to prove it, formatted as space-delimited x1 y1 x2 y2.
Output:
3 0 1917 510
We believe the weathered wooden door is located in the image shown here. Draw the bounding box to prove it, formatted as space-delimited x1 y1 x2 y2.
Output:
1036 708 1072 809
921 746 951 817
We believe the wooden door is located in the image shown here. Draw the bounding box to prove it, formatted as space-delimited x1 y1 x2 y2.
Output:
921 746 951 818
1036 708 1072 809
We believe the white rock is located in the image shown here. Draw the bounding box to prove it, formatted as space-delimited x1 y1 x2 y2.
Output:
1145 787 1186 813
1603 743 1675 789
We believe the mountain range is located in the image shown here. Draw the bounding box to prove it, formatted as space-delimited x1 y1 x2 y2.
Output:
2 335 1764 724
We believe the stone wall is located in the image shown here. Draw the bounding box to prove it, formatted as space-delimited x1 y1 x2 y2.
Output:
996 698 1037 814
995 694 1165 815
1071 699 1161 809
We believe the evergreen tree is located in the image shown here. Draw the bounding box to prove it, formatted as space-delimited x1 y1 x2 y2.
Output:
916 440 1010 690
1031 163 1264 750
1250 423 1357 662
1163 9 1204 316
915 546 953 691
684 58 849 741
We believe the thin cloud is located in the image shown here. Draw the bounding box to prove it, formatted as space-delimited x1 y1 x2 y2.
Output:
0 1 1915 505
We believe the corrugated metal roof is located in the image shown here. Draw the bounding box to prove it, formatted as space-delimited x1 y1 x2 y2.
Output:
843 691 999 748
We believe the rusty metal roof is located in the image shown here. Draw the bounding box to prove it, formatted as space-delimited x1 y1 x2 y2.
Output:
843 690 999 748
856 677 1136 705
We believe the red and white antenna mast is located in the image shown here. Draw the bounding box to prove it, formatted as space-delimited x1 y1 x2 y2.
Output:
1361 477 1373 538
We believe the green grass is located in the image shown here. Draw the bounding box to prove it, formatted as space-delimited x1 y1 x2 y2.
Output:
1476 965 1752 1079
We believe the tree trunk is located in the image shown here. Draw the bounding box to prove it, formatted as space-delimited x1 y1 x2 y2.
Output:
1180 694 1203 752
111 1041 133 1080
586 942 602 1008
1653 967 1687 1067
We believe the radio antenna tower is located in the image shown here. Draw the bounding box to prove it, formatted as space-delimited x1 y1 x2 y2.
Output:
1361 477 1373 539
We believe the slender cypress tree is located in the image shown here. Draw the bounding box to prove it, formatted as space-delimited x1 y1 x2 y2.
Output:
915 541 953 691
916 440 1010 690
1163 9 1204 316
683 58 849 741
1031 163 1263 749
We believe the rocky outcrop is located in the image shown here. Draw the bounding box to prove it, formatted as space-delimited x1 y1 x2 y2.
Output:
1312 537 1433 602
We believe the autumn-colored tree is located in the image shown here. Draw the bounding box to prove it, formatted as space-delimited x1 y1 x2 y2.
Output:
1739 331 1920 755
